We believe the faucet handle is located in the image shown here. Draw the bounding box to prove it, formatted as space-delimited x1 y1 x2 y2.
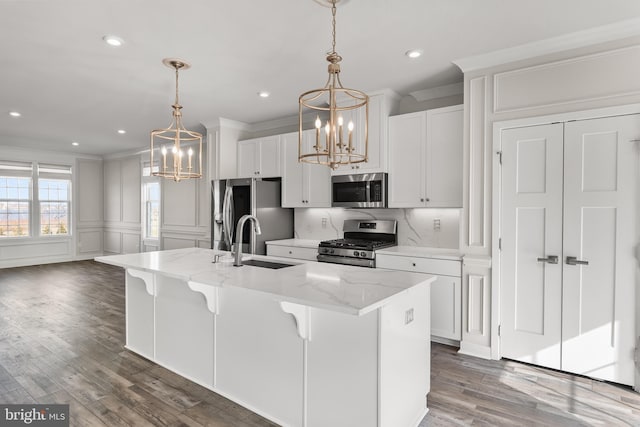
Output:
254 223 262 235
212 254 221 263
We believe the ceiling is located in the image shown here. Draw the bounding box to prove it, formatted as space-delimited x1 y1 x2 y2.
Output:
2 0 640 156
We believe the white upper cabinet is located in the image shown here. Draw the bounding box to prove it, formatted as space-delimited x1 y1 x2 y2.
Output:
331 91 399 176
237 135 281 178
388 105 463 208
281 131 331 208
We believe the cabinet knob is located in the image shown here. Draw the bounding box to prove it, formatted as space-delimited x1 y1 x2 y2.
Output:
412 262 416 267
288 251 292 254
426 197 430 202
420 198 424 202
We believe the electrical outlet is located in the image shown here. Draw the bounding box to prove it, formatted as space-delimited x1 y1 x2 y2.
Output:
321 217 328 228
405 308 414 325
433 218 441 231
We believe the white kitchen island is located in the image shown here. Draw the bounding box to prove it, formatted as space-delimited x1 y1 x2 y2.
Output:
95 248 435 427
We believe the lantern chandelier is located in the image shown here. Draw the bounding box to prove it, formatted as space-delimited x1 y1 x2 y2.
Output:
299 0 369 169
150 59 203 182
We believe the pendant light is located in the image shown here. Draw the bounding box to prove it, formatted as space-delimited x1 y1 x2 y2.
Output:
150 59 203 182
298 0 369 169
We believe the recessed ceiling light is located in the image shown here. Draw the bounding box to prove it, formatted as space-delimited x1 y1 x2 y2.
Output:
71 142 79 146
117 129 126 134
258 91 270 98
103 35 124 47
9 111 21 117
405 49 423 59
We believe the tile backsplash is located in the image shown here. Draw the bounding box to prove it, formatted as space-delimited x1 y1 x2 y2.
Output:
294 208 460 249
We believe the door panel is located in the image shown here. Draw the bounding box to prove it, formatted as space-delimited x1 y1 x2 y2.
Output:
500 123 564 369
561 115 639 385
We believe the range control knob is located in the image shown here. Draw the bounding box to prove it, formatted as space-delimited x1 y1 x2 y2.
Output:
329 249 335 254
353 251 359 257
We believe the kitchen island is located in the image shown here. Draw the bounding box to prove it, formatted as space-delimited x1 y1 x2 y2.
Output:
95 248 435 427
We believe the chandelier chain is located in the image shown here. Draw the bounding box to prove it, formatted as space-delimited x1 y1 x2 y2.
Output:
331 0 337 54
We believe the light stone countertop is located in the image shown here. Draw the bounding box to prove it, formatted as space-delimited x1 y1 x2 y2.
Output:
95 247 434 316
376 246 463 261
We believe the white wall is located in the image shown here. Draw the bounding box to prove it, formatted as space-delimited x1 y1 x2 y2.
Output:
103 155 141 254
0 145 103 268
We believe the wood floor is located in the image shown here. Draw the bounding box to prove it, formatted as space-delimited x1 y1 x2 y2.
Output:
1 261 639 426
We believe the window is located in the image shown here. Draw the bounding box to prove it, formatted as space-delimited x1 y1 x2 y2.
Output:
0 161 33 237
144 182 160 239
39 180 70 235
38 164 72 236
142 162 161 241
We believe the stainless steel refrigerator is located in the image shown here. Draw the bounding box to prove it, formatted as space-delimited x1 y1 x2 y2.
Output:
211 177 293 255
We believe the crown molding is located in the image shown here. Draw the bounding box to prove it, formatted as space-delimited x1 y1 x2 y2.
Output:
410 83 463 102
453 17 640 73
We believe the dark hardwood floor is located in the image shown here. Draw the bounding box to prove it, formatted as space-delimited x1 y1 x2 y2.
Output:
1 261 639 426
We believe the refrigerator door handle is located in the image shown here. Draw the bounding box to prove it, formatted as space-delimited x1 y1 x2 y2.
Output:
222 185 234 251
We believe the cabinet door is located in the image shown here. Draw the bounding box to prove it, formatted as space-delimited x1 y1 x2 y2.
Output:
388 112 425 207
237 140 258 178
425 105 463 207
257 135 281 177
331 94 386 175
281 132 305 207
303 132 331 207
430 276 461 340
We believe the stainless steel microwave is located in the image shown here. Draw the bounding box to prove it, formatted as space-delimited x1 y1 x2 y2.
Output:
331 173 388 208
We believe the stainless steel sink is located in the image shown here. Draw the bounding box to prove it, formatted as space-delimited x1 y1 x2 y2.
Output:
241 259 297 269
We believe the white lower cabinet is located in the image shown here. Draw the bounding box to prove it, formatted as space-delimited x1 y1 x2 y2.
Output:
377 252 462 342
266 242 319 261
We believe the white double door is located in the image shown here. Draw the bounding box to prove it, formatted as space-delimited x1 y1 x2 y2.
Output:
500 114 639 386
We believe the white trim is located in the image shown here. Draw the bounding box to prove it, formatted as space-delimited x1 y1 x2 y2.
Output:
453 17 640 73
410 83 464 102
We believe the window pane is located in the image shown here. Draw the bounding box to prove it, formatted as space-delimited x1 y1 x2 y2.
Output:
0 177 31 238
39 179 69 201
144 182 160 240
40 201 68 235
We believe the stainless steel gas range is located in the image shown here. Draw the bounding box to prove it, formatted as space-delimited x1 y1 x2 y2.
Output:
317 219 397 268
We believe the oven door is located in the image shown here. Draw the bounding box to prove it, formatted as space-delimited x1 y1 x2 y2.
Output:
331 173 387 208
317 253 375 268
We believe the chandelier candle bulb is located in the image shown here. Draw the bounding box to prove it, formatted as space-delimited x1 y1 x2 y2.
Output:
188 148 193 169
315 116 322 150
348 120 354 152
325 122 330 151
338 115 344 149
161 146 167 170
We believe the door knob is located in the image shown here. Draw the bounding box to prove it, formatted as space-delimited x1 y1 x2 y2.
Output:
566 256 589 266
537 255 558 264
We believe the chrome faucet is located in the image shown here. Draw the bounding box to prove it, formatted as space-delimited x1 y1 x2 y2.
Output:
233 214 262 267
